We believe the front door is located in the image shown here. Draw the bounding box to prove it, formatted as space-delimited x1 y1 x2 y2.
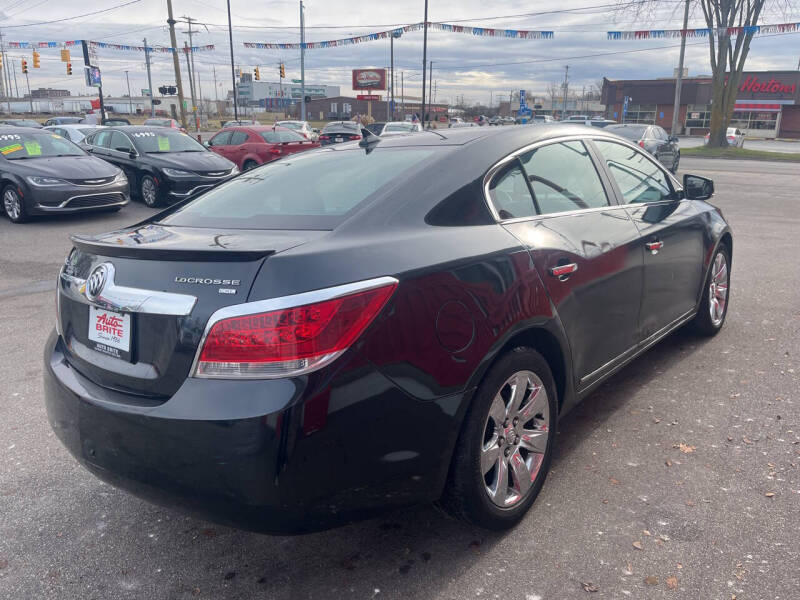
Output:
207 130 234 162
592 139 706 338
492 140 644 384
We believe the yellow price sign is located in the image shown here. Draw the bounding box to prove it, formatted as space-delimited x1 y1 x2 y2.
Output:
157 136 170 152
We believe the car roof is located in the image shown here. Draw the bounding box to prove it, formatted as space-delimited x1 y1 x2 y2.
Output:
0 126 52 133
105 126 186 133
227 125 293 132
46 123 103 130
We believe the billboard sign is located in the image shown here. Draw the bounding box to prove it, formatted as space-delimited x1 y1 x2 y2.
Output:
86 65 102 88
352 69 386 91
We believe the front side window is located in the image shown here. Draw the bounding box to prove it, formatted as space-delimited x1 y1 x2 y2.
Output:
229 131 249 145
594 140 674 204
488 163 535 220
208 131 232 146
520 141 609 215
110 131 134 153
91 130 113 148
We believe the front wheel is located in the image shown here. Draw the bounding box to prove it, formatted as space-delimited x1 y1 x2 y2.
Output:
3 185 28 223
243 159 259 171
691 244 730 336
140 175 162 208
442 347 557 530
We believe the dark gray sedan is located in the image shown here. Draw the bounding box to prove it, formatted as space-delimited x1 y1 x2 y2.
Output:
605 123 680 172
0 128 129 223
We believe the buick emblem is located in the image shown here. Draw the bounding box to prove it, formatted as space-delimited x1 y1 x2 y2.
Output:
85 264 110 300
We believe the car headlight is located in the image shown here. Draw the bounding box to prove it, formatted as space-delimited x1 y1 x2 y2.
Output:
27 176 67 186
114 170 127 182
162 168 195 178
229 165 240 175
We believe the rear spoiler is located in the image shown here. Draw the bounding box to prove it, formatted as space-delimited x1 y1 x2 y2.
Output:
70 234 276 262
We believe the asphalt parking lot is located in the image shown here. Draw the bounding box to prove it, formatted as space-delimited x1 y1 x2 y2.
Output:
1 157 798 600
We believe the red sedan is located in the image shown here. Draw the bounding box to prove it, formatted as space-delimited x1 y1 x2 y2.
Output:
207 125 320 170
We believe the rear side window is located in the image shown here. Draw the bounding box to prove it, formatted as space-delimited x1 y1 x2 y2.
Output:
520 141 609 215
158 148 436 230
92 130 113 148
594 140 674 204
260 130 306 143
488 164 535 220
230 131 249 145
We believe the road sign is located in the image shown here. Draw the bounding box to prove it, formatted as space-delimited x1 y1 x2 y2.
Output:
519 89 527 109
292 79 302 83
141 88 151 96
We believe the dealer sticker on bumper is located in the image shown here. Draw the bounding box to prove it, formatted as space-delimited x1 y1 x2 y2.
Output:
88 306 131 361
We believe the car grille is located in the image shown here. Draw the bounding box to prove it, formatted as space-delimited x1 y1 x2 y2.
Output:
200 170 229 177
65 193 125 208
65 176 116 186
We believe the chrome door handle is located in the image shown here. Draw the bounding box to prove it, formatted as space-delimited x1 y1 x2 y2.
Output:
645 241 664 254
548 263 578 279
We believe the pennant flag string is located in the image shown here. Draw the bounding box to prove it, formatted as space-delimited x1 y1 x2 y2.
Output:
244 21 553 50
5 40 215 52
607 21 799 40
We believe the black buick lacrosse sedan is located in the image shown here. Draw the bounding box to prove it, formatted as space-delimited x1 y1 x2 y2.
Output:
44 124 731 533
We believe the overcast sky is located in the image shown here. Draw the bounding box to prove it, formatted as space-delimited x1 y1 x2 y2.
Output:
1 0 798 104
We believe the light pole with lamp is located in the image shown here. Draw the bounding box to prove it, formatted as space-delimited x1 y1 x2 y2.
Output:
390 29 402 120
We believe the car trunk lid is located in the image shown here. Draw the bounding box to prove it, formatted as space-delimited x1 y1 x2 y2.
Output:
58 224 327 398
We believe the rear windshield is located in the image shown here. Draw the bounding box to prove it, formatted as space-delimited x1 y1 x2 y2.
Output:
279 122 303 130
145 119 172 127
158 147 436 229
0 131 84 159
385 123 415 132
607 125 647 140
261 130 306 143
322 121 359 132
131 130 204 153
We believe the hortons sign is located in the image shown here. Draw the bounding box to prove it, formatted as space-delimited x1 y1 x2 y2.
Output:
352 68 387 91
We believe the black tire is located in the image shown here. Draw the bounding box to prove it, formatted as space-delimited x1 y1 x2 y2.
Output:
243 160 259 171
441 347 557 530
691 243 731 336
670 151 680 174
2 184 28 223
140 174 162 208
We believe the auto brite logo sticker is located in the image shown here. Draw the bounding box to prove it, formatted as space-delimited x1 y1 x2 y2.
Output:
0 143 23 155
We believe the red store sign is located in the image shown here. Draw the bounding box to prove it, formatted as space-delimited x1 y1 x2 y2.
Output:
739 75 796 95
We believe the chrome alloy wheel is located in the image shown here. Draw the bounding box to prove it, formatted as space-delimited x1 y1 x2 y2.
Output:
141 177 157 206
481 370 550 508
709 252 729 327
3 188 21 220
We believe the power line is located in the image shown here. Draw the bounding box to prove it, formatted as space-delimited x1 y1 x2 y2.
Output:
1 0 143 28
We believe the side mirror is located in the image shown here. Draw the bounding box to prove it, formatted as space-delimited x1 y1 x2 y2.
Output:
129 150 138 159
683 174 714 200
203 140 210 147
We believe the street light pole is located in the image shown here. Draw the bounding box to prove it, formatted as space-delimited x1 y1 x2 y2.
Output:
144 37 155 116
226 0 238 120
421 0 428 128
125 70 133 116
300 0 306 121
166 0 188 129
671 0 691 136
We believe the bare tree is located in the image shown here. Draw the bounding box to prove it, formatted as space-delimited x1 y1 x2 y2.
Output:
546 82 560 115
626 0 793 147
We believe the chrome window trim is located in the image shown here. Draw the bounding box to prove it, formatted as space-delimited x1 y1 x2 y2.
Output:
190 275 399 379
59 262 196 316
482 133 683 224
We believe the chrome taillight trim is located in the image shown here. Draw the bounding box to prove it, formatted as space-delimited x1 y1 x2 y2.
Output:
189 275 399 380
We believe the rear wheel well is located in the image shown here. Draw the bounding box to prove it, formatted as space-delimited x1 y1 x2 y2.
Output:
719 232 733 265
496 328 567 412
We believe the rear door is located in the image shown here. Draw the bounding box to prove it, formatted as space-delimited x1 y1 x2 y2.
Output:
228 130 249 165
495 139 644 385
592 139 705 337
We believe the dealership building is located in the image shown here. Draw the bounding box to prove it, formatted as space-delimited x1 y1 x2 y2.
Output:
602 71 800 138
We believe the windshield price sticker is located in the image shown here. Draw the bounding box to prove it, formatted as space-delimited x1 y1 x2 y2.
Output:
157 136 170 151
0 134 21 141
24 141 42 156
0 143 23 155
132 132 156 138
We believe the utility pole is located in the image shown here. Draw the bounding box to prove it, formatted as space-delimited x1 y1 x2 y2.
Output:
671 0 691 136
390 33 394 120
11 57 18 99
125 70 133 116
183 41 198 130
225 0 238 120
401 71 404 118
421 0 428 128
300 0 306 121
166 0 188 129
144 37 155 116
429 61 434 115
24 68 32 114
81 40 105 121
562 65 569 120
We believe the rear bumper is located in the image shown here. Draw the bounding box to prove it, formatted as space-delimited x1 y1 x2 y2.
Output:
43 331 459 533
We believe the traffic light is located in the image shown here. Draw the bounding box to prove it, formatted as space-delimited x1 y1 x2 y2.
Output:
32 51 40 69
254 67 260 80
66 62 72 75
21 59 28 74
280 63 285 78
158 85 167 95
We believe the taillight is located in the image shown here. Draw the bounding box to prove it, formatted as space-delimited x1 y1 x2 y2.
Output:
319 134 330 140
638 140 645 148
193 278 397 378
348 134 362 140
270 147 281 155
